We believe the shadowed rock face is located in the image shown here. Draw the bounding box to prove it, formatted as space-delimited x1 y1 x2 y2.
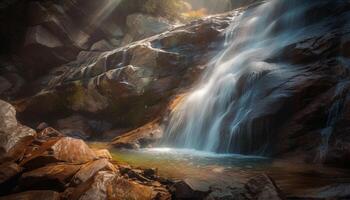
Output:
16 12 233 129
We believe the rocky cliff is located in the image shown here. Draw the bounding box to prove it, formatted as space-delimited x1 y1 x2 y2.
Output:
1 0 350 199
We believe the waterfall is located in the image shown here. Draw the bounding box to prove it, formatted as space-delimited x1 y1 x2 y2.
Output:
161 0 340 154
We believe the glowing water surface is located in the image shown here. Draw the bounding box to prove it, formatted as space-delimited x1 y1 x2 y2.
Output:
90 143 350 197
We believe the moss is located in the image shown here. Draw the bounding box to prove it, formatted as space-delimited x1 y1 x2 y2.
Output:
65 82 86 107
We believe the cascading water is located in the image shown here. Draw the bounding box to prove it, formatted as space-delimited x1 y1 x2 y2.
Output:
161 0 340 154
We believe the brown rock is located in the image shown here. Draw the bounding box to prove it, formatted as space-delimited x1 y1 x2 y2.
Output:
20 133 96 171
111 121 163 149
94 149 113 160
0 162 21 185
0 100 36 160
20 163 81 191
50 137 97 164
0 190 60 200
71 159 117 186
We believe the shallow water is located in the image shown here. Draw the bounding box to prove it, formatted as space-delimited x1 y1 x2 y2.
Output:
89 143 350 197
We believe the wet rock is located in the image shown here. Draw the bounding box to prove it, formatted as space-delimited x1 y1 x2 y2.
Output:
245 174 284 200
111 121 163 149
93 149 113 160
19 163 81 191
172 179 211 199
71 159 117 186
0 190 60 200
0 100 35 160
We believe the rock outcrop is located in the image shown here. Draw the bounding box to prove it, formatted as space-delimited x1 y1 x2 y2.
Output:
0 112 172 199
0 100 35 160
16 12 233 129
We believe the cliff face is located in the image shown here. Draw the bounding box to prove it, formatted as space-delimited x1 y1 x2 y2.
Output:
1 0 350 168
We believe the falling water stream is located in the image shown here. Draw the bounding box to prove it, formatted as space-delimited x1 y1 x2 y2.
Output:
161 0 340 154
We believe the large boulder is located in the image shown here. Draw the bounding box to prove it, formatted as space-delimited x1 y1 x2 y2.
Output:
20 133 97 170
0 100 35 160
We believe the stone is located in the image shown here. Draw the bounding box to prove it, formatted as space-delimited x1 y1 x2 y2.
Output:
20 163 81 191
0 190 60 200
111 121 163 149
50 137 97 164
172 179 210 199
54 115 93 139
17 12 233 129
20 135 96 170
63 170 116 200
94 149 113 160
0 162 21 185
91 40 114 51
124 13 173 43
71 159 117 186
24 25 63 48
0 100 36 159
245 174 284 200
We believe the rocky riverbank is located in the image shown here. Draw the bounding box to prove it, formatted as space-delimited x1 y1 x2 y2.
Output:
0 99 291 200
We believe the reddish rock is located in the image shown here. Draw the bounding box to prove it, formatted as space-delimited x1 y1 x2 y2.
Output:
20 133 96 170
71 159 117 186
20 163 81 191
50 137 97 164
0 190 60 200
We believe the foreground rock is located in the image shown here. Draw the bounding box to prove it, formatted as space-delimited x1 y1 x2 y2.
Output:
0 100 35 161
0 106 172 200
0 190 60 200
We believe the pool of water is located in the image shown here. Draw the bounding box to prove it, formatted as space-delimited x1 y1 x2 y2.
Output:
89 143 350 197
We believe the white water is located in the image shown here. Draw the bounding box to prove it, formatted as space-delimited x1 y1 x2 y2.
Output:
162 0 336 154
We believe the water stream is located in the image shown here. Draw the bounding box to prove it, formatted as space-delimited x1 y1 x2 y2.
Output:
161 0 339 154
